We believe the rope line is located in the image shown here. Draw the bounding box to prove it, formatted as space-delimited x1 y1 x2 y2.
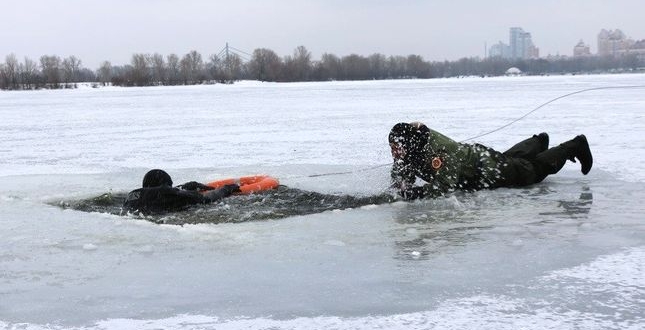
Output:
306 163 390 178
459 85 645 142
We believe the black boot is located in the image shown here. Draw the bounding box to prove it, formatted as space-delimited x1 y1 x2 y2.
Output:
561 135 593 175
532 135 593 181
535 132 549 151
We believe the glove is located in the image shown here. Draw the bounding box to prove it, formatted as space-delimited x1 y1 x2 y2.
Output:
177 181 200 191
400 186 426 200
178 181 213 191
221 183 241 196
203 183 241 202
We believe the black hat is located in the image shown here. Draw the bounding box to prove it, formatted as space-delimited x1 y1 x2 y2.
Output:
142 169 173 188
389 122 428 152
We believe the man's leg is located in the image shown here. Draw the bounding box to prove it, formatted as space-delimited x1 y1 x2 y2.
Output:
494 135 592 188
503 133 549 160
495 157 540 187
533 135 593 178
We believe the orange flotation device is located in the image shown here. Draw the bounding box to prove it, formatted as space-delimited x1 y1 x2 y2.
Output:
206 175 279 194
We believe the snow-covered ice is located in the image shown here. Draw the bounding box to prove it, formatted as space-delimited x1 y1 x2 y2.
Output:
1 74 644 329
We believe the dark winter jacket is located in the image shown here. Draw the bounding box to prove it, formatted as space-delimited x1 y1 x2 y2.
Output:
391 128 503 199
123 184 238 214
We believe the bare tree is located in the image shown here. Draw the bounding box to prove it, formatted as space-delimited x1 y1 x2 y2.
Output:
179 50 204 84
98 61 112 86
315 53 341 81
179 55 192 84
21 57 39 89
166 54 180 85
40 55 62 88
387 56 407 78
62 55 82 85
208 54 244 83
217 52 243 83
292 45 312 81
190 50 205 82
341 54 370 80
150 53 166 85
130 53 150 86
4 54 19 89
406 54 430 78
61 58 72 84
281 55 296 81
109 64 132 86
368 53 387 79
77 68 96 82
0 63 7 89
206 54 222 81
248 48 282 81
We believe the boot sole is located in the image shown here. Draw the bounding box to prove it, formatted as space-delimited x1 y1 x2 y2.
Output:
577 135 593 175
537 132 549 151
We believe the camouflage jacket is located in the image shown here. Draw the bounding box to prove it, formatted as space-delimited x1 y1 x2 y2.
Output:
391 128 503 199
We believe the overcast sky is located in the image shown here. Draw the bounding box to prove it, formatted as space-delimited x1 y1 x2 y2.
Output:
1 0 644 68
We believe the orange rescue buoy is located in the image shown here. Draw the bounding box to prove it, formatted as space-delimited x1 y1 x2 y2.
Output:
206 175 279 194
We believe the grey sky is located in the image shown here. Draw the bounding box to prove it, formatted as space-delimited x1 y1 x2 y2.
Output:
1 0 644 69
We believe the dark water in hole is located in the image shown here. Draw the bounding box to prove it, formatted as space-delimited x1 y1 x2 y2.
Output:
55 185 397 225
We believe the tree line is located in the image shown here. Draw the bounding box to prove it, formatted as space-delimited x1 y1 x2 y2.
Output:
0 54 96 90
1 45 644 90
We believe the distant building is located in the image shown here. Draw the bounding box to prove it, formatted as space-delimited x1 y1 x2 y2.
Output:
628 39 645 56
505 67 522 76
510 27 539 59
489 41 510 58
489 27 539 60
573 40 591 57
597 29 634 56
509 27 535 59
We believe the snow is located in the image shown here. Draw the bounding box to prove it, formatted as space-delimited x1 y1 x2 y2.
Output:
1 74 644 329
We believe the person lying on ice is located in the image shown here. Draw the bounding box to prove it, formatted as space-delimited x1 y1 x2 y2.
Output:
123 169 240 214
388 122 593 200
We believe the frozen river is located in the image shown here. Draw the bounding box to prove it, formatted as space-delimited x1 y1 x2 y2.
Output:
1 74 644 329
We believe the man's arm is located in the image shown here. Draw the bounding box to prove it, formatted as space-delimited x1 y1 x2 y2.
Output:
202 184 240 203
176 181 214 191
394 162 455 200
400 182 451 200
391 161 416 191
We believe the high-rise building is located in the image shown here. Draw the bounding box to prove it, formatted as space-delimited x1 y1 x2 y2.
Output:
489 27 539 60
509 27 523 59
573 40 591 57
509 27 539 59
627 39 645 58
489 41 510 58
597 29 634 56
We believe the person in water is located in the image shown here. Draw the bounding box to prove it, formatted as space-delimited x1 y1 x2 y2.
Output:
123 169 240 214
389 122 593 200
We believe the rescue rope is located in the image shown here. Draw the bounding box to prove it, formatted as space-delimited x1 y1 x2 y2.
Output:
306 84 645 178
306 163 390 178
459 85 645 142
